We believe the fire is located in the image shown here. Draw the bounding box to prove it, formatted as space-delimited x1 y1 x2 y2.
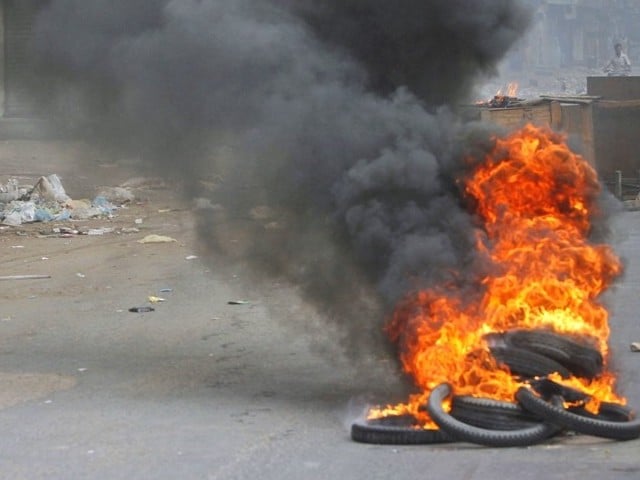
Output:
495 82 519 97
371 124 624 425
476 82 521 108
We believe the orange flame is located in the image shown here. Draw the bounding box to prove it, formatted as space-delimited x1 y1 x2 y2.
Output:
495 82 519 98
372 124 623 425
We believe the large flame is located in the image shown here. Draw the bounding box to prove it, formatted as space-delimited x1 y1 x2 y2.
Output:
371 124 623 425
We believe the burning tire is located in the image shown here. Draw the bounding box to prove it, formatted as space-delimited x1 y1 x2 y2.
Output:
529 378 634 422
364 414 419 428
350 421 453 445
427 383 562 447
529 377 589 403
504 329 603 379
569 402 635 423
489 345 571 379
450 395 543 431
516 387 640 441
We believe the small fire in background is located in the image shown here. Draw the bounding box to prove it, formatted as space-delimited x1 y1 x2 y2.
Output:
504 82 519 97
368 124 623 427
477 82 522 108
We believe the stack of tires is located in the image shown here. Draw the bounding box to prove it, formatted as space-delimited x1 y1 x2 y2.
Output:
352 329 640 447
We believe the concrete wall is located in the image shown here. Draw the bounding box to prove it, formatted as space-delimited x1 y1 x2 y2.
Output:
587 76 640 179
588 76 640 101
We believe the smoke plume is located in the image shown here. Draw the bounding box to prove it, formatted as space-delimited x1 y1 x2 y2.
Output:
31 0 532 358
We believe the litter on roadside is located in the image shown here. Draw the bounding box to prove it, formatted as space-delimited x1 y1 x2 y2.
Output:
87 227 115 236
95 186 135 204
138 234 178 244
0 174 122 226
0 274 51 281
0 178 27 203
129 307 155 313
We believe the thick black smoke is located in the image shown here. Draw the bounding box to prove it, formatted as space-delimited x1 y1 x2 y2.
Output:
31 0 531 358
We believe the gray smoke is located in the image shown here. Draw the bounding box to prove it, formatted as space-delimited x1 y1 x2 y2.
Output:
31 0 531 358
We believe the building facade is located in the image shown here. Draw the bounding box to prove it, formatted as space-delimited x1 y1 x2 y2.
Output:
514 0 640 72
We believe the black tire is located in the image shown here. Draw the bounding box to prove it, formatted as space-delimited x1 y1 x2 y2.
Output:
529 378 590 403
505 329 603 379
569 402 635 423
350 421 453 445
427 383 563 447
364 414 418 428
489 345 571 379
529 378 634 423
451 395 543 431
516 387 640 441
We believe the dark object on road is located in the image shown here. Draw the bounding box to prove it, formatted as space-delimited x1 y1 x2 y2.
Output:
350 420 453 445
364 414 418 428
450 395 543 431
529 378 590 403
427 383 562 447
516 387 640 441
128 307 155 313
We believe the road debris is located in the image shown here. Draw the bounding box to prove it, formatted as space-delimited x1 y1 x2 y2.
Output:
87 227 115 236
138 234 178 244
0 174 122 226
96 186 135 204
193 197 224 211
0 178 27 203
31 174 70 203
0 274 51 281
129 307 155 313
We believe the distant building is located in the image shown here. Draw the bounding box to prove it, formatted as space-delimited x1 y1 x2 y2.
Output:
510 0 640 72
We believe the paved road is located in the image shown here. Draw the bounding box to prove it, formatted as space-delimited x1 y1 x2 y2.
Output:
0 142 639 479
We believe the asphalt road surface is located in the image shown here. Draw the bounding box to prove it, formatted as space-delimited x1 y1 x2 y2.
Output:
0 140 639 479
